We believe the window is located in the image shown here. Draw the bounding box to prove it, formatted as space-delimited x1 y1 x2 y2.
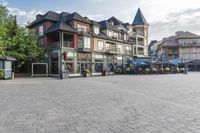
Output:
39 25 43 36
94 27 99 34
38 38 44 45
113 32 118 39
124 35 127 40
117 45 122 53
98 41 104 51
77 24 87 33
105 43 110 51
108 31 112 37
78 37 84 48
84 37 91 48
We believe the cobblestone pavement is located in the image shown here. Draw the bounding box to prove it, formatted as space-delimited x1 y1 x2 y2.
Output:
1 73 200 133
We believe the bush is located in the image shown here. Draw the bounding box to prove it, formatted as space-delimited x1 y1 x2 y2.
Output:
138 68 143 74
175 67 180 73
151 68 158 73
0 69 4 79
115 68 122 74
82 69 90 77
164 67 170 73
159 68 164 73
144 68 150 74
126 67 131 73
180 68 185 73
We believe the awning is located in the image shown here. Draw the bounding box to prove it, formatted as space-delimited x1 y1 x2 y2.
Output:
0 55 16 61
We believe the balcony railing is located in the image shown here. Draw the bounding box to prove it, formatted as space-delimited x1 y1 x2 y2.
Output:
138 51 144 55
125 50 133 55
50 41 73 48
138 41 144 46
105 48 118 54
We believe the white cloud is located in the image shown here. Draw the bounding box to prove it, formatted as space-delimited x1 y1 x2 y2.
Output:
87 14 104 20
134 0 200 41
7 7 44 25
149 8 200 41
0 0 8 6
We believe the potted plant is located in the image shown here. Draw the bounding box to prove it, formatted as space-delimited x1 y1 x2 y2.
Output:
115 68 122 74
151 68 158 74
180 68 185 73
82 69 90 77
164 67 170 74
126 67 131 73
175 67 180 73
159 68 164 74
138 68 143 74
102 68 109 76
144 68 150 74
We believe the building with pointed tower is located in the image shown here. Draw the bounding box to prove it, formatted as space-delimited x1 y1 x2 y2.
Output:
132 8 149 57
28 8 149 78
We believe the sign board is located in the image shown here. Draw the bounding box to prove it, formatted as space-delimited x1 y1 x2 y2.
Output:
5 61 11 70
95 54 103 59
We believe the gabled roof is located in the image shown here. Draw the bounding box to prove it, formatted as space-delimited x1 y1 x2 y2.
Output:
98 20 121 32
175 31 200 39
91 20 100 26
65 12 91 24
107 16 124 26
45 12 76 34
28 11 60 28
132 8 149 26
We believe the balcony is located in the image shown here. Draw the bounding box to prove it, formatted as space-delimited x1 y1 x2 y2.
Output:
78 47 91 52
138 41 144 46
138 51 144 55
49 41 73 49
167 50 179 54
125 50 133 55
105 48 118 54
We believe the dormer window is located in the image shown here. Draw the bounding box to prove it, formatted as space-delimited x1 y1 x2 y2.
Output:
94 26 99 34
39 25 44 36
113 32 118 39
110 21 114 26
77 24 87 33
108 31 112 37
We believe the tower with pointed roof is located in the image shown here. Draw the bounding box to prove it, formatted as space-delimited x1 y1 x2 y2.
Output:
132 8 149 56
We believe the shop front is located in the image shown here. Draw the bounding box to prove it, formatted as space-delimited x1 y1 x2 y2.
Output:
106 55 115 72
94 54 104 73
64 51 75 74
77 53 91 73
50 50 59 75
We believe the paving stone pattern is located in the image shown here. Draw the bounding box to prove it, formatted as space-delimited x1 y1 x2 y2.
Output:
0 73 200 132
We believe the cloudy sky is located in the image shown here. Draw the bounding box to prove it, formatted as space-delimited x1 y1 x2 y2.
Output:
1 0 200 42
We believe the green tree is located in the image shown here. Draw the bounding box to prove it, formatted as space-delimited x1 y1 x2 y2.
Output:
0 5 45 73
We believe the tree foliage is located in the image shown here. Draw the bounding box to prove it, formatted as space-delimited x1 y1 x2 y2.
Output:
0 5 45 73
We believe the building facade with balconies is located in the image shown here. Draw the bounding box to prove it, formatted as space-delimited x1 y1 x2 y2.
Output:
28 8 149 77
156 31 200 64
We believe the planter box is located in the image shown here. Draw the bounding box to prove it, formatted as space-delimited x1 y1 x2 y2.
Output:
82 72 90 77
102 71 109 76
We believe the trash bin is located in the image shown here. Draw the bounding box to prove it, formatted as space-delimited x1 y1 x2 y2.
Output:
12 72 15 79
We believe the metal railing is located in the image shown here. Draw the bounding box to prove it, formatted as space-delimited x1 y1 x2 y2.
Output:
138 41 144 46
138 51 144 55
50 41 73 48
125 50 133 55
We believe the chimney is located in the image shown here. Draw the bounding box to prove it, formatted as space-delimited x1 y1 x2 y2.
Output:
36 14 43 20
